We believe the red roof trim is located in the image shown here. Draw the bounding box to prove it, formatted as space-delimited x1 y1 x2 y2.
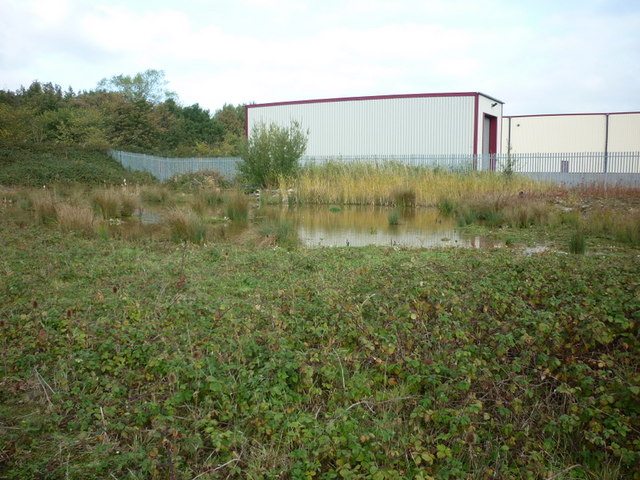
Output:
247 92 504 109
504 111 640 118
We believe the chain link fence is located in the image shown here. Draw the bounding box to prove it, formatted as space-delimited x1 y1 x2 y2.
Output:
109 150 240 182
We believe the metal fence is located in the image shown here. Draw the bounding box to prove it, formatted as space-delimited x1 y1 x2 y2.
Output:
111 150 640 188
109 150 240 182
495 151 640 187
301 154 475 171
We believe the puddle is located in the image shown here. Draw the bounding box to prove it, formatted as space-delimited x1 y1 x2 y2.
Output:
135 210 163 225
257 205 498 249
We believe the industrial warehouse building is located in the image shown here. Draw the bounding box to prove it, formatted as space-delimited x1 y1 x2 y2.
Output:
246 93 640 179
502 112 640 154
246 92 504 170
502 112 640 174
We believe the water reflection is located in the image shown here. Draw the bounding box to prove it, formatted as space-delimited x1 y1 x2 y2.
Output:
258 205 497 249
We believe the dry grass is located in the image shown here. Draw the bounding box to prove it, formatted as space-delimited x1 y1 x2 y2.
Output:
92 188 120 218
92 188 140 219
190 188 223 214
120 191 140 217
31 190 58 224
282 161 550 206
56 203 96 236
584 207 640 246
140 185 174 206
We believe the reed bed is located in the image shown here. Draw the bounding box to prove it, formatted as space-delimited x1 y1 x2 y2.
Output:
282 160 549 206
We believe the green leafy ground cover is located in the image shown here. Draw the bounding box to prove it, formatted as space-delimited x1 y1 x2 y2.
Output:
0 146 155 187
1 220 639 479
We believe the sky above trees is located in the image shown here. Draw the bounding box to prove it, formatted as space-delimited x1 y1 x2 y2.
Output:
1 0 638 115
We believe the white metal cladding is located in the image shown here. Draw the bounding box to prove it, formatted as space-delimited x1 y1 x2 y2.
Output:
608 113 640 151
503 115 607 154
247 95 478 157
477 94 503 151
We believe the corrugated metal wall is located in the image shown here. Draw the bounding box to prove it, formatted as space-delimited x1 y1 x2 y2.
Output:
503 115 607 153
248 95 477 157
502 112 640 154
609 113 640 151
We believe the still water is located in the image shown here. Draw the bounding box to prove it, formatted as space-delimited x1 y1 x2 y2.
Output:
256 205 497 249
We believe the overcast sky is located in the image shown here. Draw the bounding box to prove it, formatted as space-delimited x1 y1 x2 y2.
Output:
1 0 638 115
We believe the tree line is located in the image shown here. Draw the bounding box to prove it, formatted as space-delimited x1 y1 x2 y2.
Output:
0 69 246 157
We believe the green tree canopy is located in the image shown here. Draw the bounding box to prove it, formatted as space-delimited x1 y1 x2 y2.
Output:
96 69 176 104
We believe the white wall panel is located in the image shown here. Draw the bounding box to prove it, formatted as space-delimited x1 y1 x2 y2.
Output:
505 115 607 153
248 95 479 157
608 113 640 152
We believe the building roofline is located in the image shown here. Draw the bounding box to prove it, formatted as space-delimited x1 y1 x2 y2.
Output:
504 111 640 119
247 92 504 109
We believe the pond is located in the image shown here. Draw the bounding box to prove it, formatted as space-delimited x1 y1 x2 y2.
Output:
255 204 498 249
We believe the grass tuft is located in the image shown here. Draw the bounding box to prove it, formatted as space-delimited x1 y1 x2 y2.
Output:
387 209 400 226
56 203 96 236
140 185 174 206
92 188 121 219
31 190 58 224
568 228 586 254
391 186 416 208
258 219 299 248
165 208 207 244
190 188 223 214
92 188 139 219
225 190 250 221
437 197 457 216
